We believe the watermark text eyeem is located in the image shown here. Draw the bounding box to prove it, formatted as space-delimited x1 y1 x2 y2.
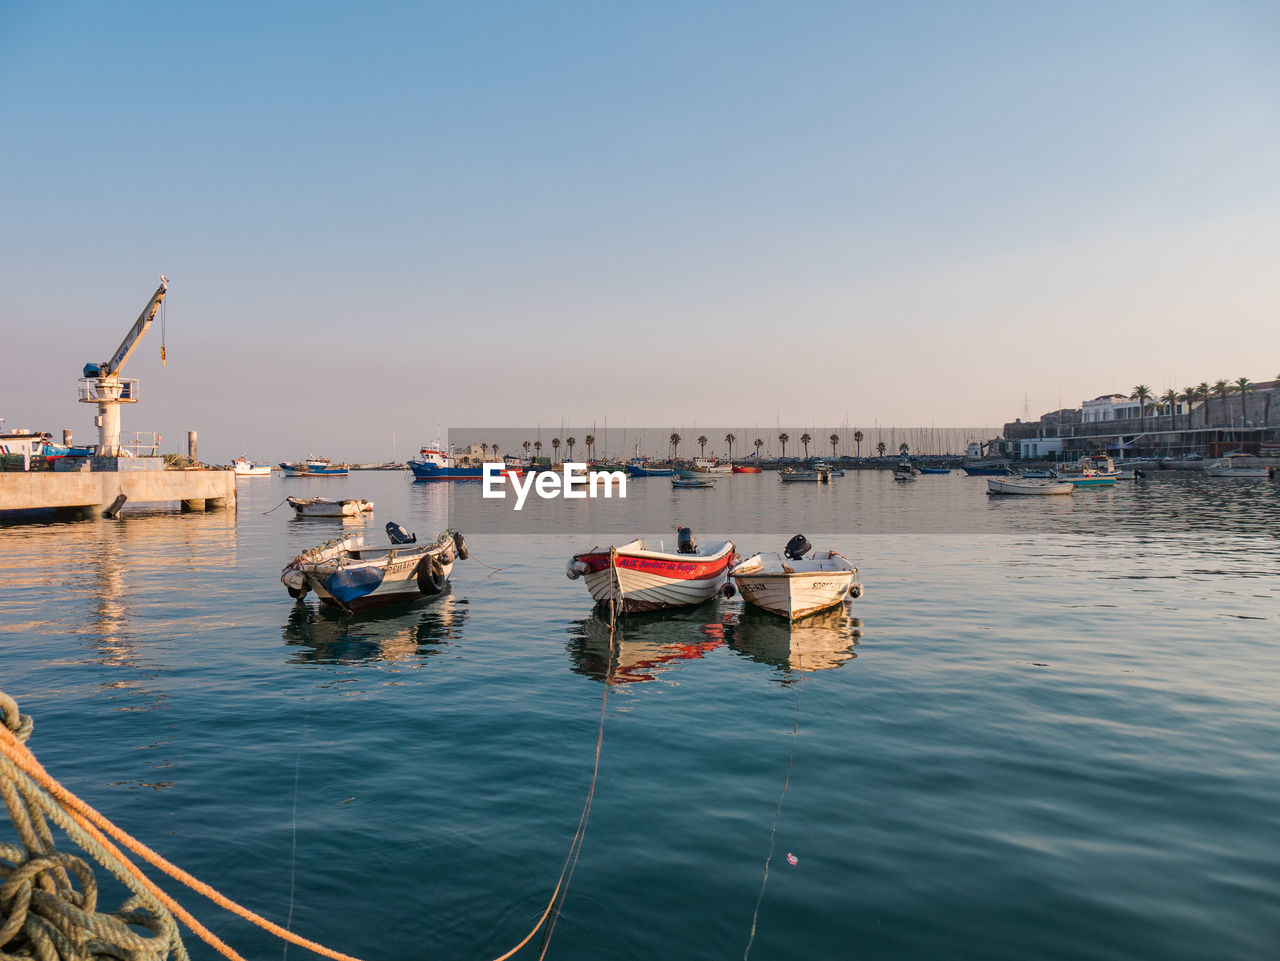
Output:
482 463 627 510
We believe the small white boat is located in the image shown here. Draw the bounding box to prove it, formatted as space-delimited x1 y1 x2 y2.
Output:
672 476 717 489
812 461 844 476
232 455 271 476
1203 454 1272 478
280 456 348 477
729 535 862 621
779 468 826 483
892 463 919 482
566 529 735 613
281 524 466 613
287 496 374 516
987 477 1074 496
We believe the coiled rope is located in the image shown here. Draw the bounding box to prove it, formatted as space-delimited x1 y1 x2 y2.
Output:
2 625 615 961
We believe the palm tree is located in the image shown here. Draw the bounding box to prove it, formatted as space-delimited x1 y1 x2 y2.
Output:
551 437 561 462
522 440 531 461
778 432 789 458
492 443 499 459
1178 389 1195 431
480 443 488 459
669 432 682 460
697 435 708 457
829 433 839 457
899 442 910 458
1196 383 1212 428
724 433 736 460
1235 377 1251 426
753 438 763 458
566 436 576 460
1160 389 1179 431
853 430 864 458
533 440 542 461
584 434 596 460
1213 379 1233 426
1130 385 1152 428
875 441 887 457
799 432 812 458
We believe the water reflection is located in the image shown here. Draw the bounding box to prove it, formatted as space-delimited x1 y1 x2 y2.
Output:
727 606 862 674
282 590 468 664
566 608 730 684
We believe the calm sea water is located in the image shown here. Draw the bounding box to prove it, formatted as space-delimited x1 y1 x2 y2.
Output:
2 469 1278 960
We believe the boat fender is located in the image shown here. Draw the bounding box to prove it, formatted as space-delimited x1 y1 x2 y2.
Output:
281 568 307 592
566 558 590 580
452 531 469 560
286 585 309 600
849 582 864 599
417 556 447 595
721 582 737 599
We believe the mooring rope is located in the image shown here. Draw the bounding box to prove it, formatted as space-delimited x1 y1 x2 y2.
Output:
2 624 615 961
742 655 803 961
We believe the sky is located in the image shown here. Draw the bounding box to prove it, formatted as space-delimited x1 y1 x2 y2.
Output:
2 1 1278 463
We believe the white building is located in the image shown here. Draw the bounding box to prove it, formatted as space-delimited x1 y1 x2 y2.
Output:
1081 394 1144 423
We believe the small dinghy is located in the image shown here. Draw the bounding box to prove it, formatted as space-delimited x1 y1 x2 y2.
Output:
672 476 717 489
729 534 862 620
287 496 374 516
281 523 467 613
987 478 1074 496
567 528 735 613
892 463 919 482
779 468 826 483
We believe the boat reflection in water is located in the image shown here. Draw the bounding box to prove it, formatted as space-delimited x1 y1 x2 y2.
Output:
727 605 862 674
566 609 730 684
282 590 468 665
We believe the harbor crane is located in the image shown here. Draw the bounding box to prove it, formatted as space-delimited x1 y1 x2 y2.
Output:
78 275 168 457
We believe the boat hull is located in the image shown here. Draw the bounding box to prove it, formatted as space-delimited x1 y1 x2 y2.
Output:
987 479 1073 495
1066 476 1117 487
962 465 1012 476
569 540 735 613
281 464 348 477
287 497 374 516
730 552 860 620
732 465 763 473
283 531 458 613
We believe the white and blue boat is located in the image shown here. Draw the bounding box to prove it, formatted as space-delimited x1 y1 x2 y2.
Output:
625 458 674 477
408 442 525 481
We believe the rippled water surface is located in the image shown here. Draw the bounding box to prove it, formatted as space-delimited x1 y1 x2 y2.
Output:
2 470 1278 960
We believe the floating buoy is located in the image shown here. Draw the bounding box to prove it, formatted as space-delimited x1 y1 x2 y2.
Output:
786 852 798 866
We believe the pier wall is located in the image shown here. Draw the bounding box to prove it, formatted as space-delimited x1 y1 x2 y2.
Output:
0 469 236 515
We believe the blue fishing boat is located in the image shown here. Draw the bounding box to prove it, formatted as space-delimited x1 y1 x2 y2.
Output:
280 456 348 477
625 458 673 477
408 442 524 481
917 467 951 475
961 463 1012 476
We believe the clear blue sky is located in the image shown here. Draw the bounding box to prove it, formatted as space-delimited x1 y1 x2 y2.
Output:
2 1 1277 462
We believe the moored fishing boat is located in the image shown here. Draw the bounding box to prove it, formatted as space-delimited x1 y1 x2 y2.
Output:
287 496 374 516
625 458 674 477
917 466 951 475
232 455 271 476
280 523 466 613
1065 470 1117 488
812 461 844 476
1203 453 1272 478
729 534 862 620
280 456 348 477
1018 467 1057 479
779 468 824 482
732 463 763 473
987 477 1074 496
408 441 523 481
892 463 920 482
566 529 735 613
672 476 716 489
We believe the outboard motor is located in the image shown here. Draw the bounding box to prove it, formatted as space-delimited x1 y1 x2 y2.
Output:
784 534 810 560
677 526 697 555
386 522 416 545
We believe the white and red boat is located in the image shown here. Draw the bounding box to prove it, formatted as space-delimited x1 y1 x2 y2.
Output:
566 529 736 613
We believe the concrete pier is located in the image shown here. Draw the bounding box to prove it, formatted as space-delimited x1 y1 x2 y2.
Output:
0 469 236 517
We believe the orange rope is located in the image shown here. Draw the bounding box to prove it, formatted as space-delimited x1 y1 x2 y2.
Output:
0 721 363 961
2 688 611 961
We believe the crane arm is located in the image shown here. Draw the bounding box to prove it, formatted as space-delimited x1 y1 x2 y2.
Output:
103 275 168 376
